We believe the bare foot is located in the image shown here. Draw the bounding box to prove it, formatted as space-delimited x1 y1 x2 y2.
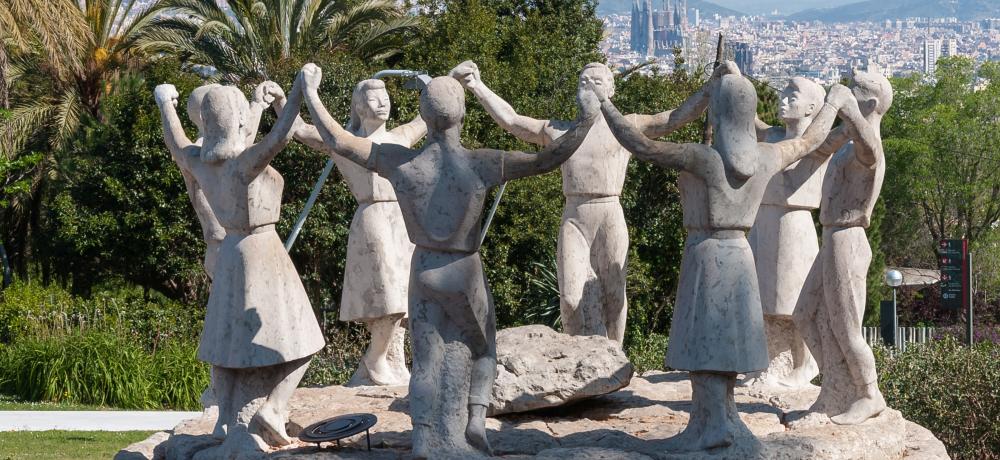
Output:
212 418 228 440
250 405 291 446
779 360 819 389
831 394 886 425
411 424 431 460
194 430 267 460
466 420 492 455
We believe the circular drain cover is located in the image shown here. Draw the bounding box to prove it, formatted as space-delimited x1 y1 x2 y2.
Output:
299 413 377 449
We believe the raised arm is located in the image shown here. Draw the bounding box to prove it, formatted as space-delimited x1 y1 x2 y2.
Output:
451 60 554 146
499 114 595 181
269 83 328 153
154 84 199 169
244 83 272 146
389 113 427 147
599 93 704 171
755 117 773 141
300 63 375 167
237 74 306 177
629 61 740 139
767 85 849 169
813 125 851 158
836 98 882 166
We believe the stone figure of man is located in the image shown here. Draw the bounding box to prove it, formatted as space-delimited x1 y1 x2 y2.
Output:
154 74 325 458
449 60 717 343
742 77 831 388
273 79 426 386
298 63 596 459
793 70 894 426
595 62 851 451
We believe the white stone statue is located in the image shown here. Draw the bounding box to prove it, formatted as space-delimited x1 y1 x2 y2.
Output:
595 62 850 451
793 70 893 425
154 76 325 458
273 79 426 386
449 61 718 343
298 63 596 459
742 77 831 388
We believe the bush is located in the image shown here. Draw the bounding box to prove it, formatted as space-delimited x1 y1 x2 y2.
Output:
876 337 1000 459
0 331 207 410
625 332 669 374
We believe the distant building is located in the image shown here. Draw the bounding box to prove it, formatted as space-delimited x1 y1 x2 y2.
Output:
631 0 687 58
923 38 941 74
733 42 753 75
693 8 699 28
941 38 958 57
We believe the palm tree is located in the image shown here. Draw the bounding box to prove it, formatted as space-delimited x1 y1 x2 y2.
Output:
2 0 163 152
137 0 424 84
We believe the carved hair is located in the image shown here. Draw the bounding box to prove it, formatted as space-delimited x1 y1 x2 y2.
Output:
419 77 465 130
348 79 388 132
851 71 893 116
200 86 248 163
187 84 221 135
711 74 758 180
785 77 825 118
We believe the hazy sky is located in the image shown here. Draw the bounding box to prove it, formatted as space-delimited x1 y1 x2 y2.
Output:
696 0 861 15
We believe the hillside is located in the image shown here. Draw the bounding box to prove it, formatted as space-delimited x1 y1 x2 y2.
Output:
789 0 1000 22
597 0 746 17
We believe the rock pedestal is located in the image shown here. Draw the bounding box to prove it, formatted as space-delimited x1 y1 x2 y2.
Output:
118 371 949 460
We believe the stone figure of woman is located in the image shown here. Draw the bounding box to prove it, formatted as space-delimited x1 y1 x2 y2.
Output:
273 78 426 386
595 62 851 451
154 73 324 458
297 63 595 459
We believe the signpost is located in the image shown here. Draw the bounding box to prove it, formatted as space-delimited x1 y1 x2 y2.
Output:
938 239 973 344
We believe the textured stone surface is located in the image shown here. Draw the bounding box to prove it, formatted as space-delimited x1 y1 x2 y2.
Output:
490 325 633 415
117 371 949 459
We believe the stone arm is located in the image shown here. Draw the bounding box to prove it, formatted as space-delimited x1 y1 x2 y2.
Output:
465 77 554 146
494 116 596 181
836 100 882 166
389 113 428 147
629 78 713 139
600 98 706 171
302 81 375 168
755 117 774 141
765 101 840 170
245 84 270 146
236 75 306 178
271 93 329 153
154 84 199 171
813 126 851 158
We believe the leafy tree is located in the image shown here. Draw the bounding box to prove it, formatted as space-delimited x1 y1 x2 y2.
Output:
139 0 423 85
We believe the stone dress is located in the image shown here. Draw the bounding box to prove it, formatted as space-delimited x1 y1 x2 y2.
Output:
199 166 325 369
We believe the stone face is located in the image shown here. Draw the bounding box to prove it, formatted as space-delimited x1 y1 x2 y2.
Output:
598 63 848 451
299 64 596 459
120 371 949 460
451 61 712 344
489 325 634 416
154 75 324 458
793 71 894 425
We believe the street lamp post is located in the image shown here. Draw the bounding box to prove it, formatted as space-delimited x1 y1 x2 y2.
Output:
884 269 903 348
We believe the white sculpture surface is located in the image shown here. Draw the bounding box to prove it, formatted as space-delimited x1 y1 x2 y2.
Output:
793 70 893 426
155 76 324 459
597 62 849 451
450 61 715 343
275 78 426 386
743 77 830 388
299 63 596 459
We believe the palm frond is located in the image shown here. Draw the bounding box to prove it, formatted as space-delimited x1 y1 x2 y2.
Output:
0 100 57 154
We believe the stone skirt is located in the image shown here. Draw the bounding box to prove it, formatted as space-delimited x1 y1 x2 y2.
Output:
665 231 768 374
748 204 820 317
339 200 414 322
198 226 325 369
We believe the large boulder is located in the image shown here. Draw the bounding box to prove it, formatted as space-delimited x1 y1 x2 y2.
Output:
490 325 634 416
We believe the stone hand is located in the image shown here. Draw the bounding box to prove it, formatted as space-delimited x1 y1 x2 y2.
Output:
577 87 601 120
583 79 610 104
712 60 741 80
154 84 179 108
449 60 481 90
827 84 854 110
301 63 322 92
254 81 284 106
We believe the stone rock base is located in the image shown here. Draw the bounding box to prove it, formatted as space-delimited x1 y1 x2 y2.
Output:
118 371 949 460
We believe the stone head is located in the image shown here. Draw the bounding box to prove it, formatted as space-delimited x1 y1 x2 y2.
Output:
849 70 893 119
200 86 249 163
419 76 465 132
779 77 825 123
710 73 758 179
578 63 615 100
187 84 222 136
349 79 390 131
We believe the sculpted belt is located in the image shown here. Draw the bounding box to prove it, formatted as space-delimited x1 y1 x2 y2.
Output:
687 229 746 240
566 195 620 206
225 224 276 236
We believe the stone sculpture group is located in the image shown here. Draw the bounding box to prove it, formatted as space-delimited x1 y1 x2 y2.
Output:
154 57 894 458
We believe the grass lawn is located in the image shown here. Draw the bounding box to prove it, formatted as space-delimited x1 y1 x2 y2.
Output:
0 431 154 459
0 394 112 411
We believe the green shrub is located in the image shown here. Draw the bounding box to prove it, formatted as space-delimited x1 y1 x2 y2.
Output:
0 331 207 410
301 323 371 387
625 332 668 374
876 337 1000 459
